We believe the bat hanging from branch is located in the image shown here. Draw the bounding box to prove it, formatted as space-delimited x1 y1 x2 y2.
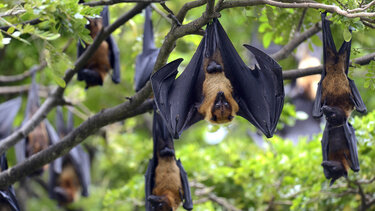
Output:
48 107 90 206
314 12 366 185
0 97 22 211
14 74 60 176
77 5 121 89
145 108 193 211
134 6 160 92
151 18 284 139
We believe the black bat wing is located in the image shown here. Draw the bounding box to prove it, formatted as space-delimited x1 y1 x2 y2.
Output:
151 57 204 139
135 6 159 92
68 145 91 196
102 6 121 84
55 106 67 137
321 123 330 179
343 121 360 172
0 187 20 211
0 97 22 138
144 158 155 211
348 79 367 113
208 19 284 138
176 159 193 210
313 12 334 118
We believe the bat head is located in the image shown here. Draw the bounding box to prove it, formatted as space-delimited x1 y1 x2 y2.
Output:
77 68 104 89
210 91 234 123
55 161 82 205
322 160 347 186
147 195 173 211
322 106 346 126
0 200 13 211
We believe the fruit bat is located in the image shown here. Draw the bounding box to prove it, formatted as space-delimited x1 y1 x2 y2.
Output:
145 109 193 211
312 12 366 118
0 97 22 211
14 75 59 175
77 5 121 89
151 18 284 139
321 105 359 185
48 107 90 205
134 6 160 92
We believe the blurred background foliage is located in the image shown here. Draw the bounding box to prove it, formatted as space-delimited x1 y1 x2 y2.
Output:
1 0 375 210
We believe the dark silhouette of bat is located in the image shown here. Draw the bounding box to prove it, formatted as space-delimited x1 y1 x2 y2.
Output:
77 5 121 89
321 105 359 185
312 12 366 118
49 107 90 205
145 109 193 211
151 18 284 139
14 75 60 175
0 97 22 211
134 6 159 92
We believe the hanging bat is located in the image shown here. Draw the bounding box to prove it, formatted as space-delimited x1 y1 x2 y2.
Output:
77 5 121 89
312 12 366 118
0 97 22 211
151 18 284 139
134 6 160 92
145 109 193 211
321 105 359 185
48 107 90 205
14 75 59 175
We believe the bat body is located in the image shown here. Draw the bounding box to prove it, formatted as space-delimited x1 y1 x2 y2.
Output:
134 6 159 92
0 98 21 211
151 18 284 139
15 75 59 175
49 107 90 205
145 110 193 210
77 6 121 89
313 12 366 118
321 106 359 185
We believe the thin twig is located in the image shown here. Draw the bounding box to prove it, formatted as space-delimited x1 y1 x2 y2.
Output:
0 62 47 83
0 18 42 31
348 0 375 12
151 4 173 24
83 0 162 6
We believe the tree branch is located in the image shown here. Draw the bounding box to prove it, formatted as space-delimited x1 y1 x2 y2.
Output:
218 0 375 18
0 3 149 155
0 18 42 31
0 62 47 83
83 0 162 6
271 22 322 61
282 51 375 79
348 0 375 13
176 0 207 23
0 84 51 96
0 99 154 188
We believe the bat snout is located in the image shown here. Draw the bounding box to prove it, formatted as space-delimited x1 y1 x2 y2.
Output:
148 195 171 211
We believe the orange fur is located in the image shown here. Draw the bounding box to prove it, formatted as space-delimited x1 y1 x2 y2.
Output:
86 18 111 86
153 156 183 211
297 55 321 100
58 163 81 204
322 50 353 118
198 51 239 124
27 106 49 157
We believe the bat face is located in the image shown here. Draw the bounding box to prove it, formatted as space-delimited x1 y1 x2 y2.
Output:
322 106 346 126
55 162 81 205
88 18 103 38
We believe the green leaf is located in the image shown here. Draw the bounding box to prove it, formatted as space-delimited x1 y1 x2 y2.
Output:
51 72 66 88
343 28 352 42
263 32 273 48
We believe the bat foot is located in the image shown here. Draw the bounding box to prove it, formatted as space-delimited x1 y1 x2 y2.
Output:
160 147 175 157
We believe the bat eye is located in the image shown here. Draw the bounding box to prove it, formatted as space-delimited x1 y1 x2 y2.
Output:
158 203 163 207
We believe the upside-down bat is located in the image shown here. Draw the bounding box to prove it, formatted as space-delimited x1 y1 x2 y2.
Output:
0 97 22 211
312 12 366 118
49 107 90 205
77 5 121 89
14 75 59 175
134 6 160 92
314 12 366 185
321 105 359 185
145 109 193 211
151 18 284 139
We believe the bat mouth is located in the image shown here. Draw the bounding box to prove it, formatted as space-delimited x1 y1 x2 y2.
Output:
148 195 171 210
159 147 175 157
